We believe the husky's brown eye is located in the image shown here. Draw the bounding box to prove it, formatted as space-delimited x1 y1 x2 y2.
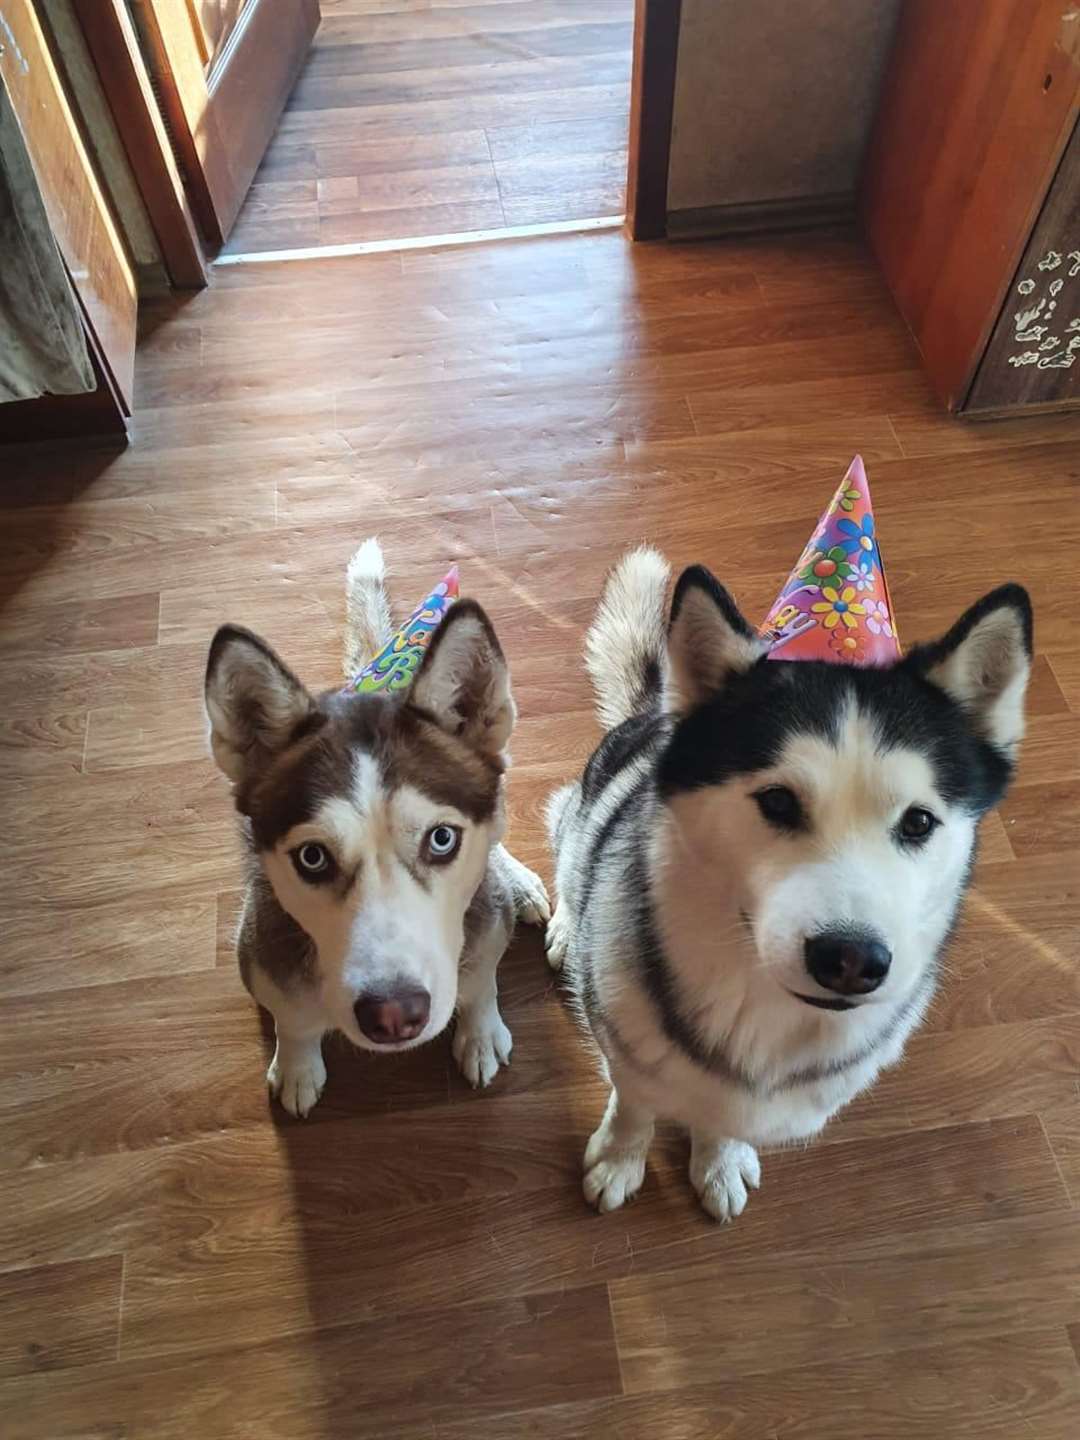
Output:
899 807 937 842
292 842 334 880
754 786 804 831
423 824 462 864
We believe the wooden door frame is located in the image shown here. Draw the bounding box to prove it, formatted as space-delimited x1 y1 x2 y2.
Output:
625 0 682 240
70 0 207 289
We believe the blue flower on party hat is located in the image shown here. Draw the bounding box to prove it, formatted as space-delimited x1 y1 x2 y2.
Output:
834 513 879 570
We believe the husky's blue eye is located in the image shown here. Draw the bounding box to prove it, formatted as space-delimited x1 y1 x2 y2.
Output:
754 786 804 831
292 842 333 879
424 825 462 864
898 807 937 842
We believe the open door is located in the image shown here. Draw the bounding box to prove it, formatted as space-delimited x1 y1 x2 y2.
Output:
131 0 319 250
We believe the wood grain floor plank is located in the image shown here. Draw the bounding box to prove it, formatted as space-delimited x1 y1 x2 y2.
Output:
288 55 631 116
314 127 491 178
1042 1103 1080 1209
318 197 507 245
1 895 217 1000
271 85 630 146
0 712 87 779
1050 650 1080 711
0 1255 123 1379
391 1329 1080 1440
0 592 158 659
305 22 631 80
0 431 361 507
322 2 628 46
315 159 502 214
1013 711 1080 787
611 1211 1080 1392
1000 780 1080 858
891 405 1080 457
1 1284 620 1440
1028 652 1072 714
830 1017 1080 1145
0 643 211 721
4 761 227 859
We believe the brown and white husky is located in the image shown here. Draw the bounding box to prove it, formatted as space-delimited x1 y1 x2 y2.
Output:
205 540 549 1116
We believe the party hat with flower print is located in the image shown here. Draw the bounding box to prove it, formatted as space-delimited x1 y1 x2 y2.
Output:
347 565 459 694
758 456 900 664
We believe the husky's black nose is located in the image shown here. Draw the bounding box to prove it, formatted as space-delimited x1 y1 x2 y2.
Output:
354 987 431 1044
804 931 891 996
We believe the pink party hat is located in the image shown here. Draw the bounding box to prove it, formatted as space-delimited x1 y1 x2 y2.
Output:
758 456 900 664
347 564 459 694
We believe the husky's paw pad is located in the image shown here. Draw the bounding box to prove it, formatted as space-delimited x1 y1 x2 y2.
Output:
453 1012 512 1088
514 868 551 927
267 1051 327 1119
583 1129 648 1213
691 1140 761 1223
544 904 572 971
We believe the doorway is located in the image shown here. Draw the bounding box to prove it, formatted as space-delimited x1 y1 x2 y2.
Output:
221 0 635 258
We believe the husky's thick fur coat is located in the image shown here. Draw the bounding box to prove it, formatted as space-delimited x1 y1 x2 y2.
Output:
205 541 549 1116
547 549 1032 1220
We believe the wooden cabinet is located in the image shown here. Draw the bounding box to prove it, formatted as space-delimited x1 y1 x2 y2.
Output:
965 123 1080 414
0 0 137 437
860 0 1080 416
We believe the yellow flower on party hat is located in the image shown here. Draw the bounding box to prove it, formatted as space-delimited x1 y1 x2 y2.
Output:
758 456 900 664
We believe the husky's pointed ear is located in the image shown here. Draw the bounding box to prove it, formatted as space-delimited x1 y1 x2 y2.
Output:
408 600 515 756
910 585 1033 759
204 625 315 783
665 566 765 711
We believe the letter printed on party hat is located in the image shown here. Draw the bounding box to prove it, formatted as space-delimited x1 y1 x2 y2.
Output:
347 564 459 694
758 456 900 665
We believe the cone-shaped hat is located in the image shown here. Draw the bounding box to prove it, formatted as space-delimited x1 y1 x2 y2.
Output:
349 564 459 693
759 456 900 664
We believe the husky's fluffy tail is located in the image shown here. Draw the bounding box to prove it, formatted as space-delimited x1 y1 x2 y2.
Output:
585 546 671 729
344 538 394 678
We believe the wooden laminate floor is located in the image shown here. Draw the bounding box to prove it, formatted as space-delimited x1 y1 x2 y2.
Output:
222 0 633 256
3 227 1080 1437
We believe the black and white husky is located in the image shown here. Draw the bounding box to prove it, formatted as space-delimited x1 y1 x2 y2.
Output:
547 549 1032 1220
205 540 549 1117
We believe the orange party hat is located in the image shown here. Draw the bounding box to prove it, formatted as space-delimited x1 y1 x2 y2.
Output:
759 456 900 665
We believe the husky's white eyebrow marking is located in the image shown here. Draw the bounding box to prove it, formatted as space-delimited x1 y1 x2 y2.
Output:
283 751 385 867
350 750 380 815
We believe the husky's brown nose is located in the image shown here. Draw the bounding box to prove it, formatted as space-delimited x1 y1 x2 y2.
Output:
804 931 891 996
354 987 431 1044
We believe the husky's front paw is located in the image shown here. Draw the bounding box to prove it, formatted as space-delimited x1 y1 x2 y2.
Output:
453 1010 513 1088
690 1137 761 1223
544 902 572 971
514 867 551 927
499 849 551 927
267 1046 327 1119
583 1127 649 1213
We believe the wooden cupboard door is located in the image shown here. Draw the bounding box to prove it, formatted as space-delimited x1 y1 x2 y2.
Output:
197 1 250 58
0 0 137 410
132 0 319 248
965 118 1080 414
860 0 1080 412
